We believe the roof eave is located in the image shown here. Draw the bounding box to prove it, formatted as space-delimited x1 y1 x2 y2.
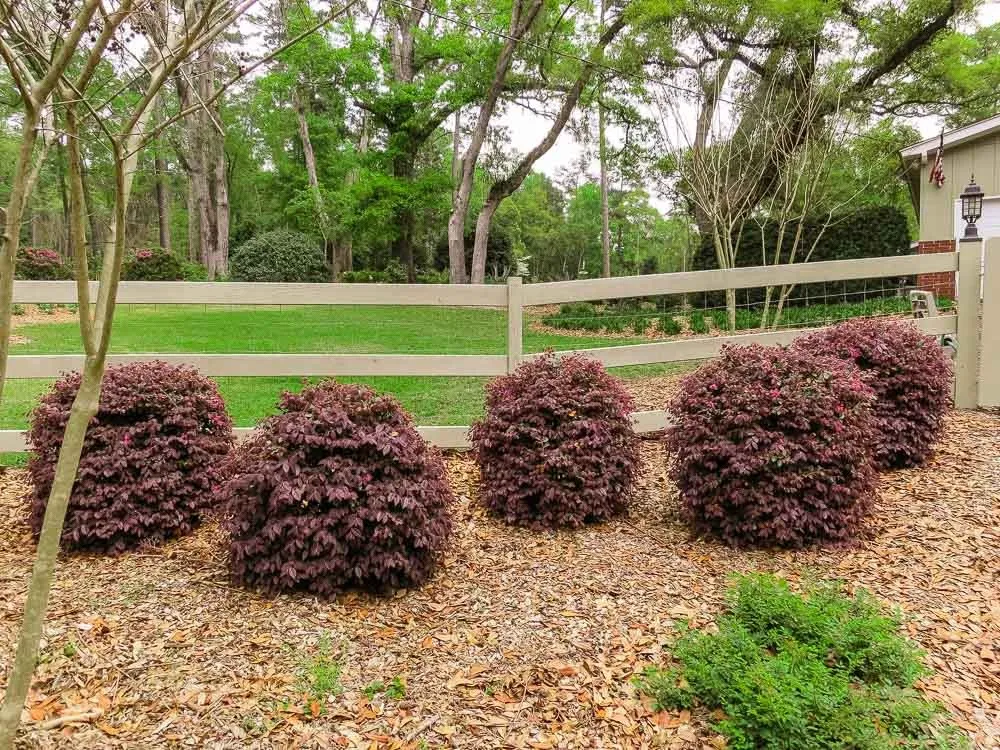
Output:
899 113 1000 160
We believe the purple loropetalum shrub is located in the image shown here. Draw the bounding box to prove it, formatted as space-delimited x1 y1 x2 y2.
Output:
666 344 878 548
16 247 72 280
221 381 453 596
469 352 641 528
26 361 234 554
792 318 953 469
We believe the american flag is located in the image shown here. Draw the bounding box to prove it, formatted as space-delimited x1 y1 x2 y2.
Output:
929 130 946 187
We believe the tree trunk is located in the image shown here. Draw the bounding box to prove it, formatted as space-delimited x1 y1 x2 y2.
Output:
212 145 229 277
0 356 102 749
194 168 213 273
471 196 501 282
392 151 417 282
598 103 611 278
155 155 171 251
448 110 466 283
470 16 627 283
0 113 41 404
80 162 101 264
598 0 611 279
186 183 199 262
295 90 331 277
449 0 544 284
0 86 149 744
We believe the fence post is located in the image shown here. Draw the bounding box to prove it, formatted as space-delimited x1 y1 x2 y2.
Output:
954 237 982 408
979 237 1000 408
506 276 523 374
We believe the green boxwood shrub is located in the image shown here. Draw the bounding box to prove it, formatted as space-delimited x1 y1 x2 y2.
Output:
122 247 184 281
230 230 328 283
637 574 967 750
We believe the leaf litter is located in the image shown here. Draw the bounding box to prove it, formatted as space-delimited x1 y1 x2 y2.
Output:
0 392 997 749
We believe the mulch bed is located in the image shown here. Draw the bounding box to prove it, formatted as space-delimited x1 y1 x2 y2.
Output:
1 406 997 749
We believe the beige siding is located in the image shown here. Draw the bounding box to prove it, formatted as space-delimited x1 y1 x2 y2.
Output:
920 133 1000 241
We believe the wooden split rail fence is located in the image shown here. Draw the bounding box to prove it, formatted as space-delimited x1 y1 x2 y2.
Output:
4 239 998 452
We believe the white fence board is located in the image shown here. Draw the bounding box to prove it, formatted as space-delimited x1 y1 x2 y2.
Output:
6 353 508 379
522 254 958 305
527 315 958 368
13 280 508 307
0 410 673 453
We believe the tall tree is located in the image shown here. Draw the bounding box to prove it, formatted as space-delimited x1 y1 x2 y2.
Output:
648 0 995 236
470 14 628 283
447 0 545 283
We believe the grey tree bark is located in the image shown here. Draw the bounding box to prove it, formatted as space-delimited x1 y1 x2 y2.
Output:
447 0 544 284
470 16 627 283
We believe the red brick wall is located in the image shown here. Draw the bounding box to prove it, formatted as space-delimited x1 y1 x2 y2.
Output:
916 240 956 299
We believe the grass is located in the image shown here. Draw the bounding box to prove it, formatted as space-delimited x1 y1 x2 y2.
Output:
2 305 695 465
363 676 406 701
11 304 627 355
295 633 342 705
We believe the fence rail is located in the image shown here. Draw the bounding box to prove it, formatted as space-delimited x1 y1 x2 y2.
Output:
3 248 980 454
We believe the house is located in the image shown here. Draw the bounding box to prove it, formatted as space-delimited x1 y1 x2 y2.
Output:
900 113 1000 297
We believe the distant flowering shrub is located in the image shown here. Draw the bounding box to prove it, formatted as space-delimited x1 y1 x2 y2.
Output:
221 382 453 596
470 352 641 528
26 362 234 554
122 246 185 280
16 247 71 280
793 319 952 469
666 344 878 547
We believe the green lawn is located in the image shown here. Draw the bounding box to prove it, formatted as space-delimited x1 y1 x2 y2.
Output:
3 305 693 441
12 304 627 355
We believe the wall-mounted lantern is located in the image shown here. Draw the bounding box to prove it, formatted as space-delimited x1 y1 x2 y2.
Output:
960 177 984 240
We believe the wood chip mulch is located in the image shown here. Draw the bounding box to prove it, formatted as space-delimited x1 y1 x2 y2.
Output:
1 409 997 750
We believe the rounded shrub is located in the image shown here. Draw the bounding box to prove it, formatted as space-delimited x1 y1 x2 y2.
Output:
469 352 640 528
122 246 184 280
229 229 328 282
26 362 235 554
666 344 878 548
16 247 71 280
221 382 453 596
792 318 952 469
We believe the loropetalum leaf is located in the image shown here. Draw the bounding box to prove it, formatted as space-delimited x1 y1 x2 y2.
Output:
792 318 952 469
221 381 453 596
26 361 235 554
666 344 878 548
470 352 641 529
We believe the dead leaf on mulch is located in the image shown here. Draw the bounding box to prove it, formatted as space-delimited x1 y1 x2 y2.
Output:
1 397 997 749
